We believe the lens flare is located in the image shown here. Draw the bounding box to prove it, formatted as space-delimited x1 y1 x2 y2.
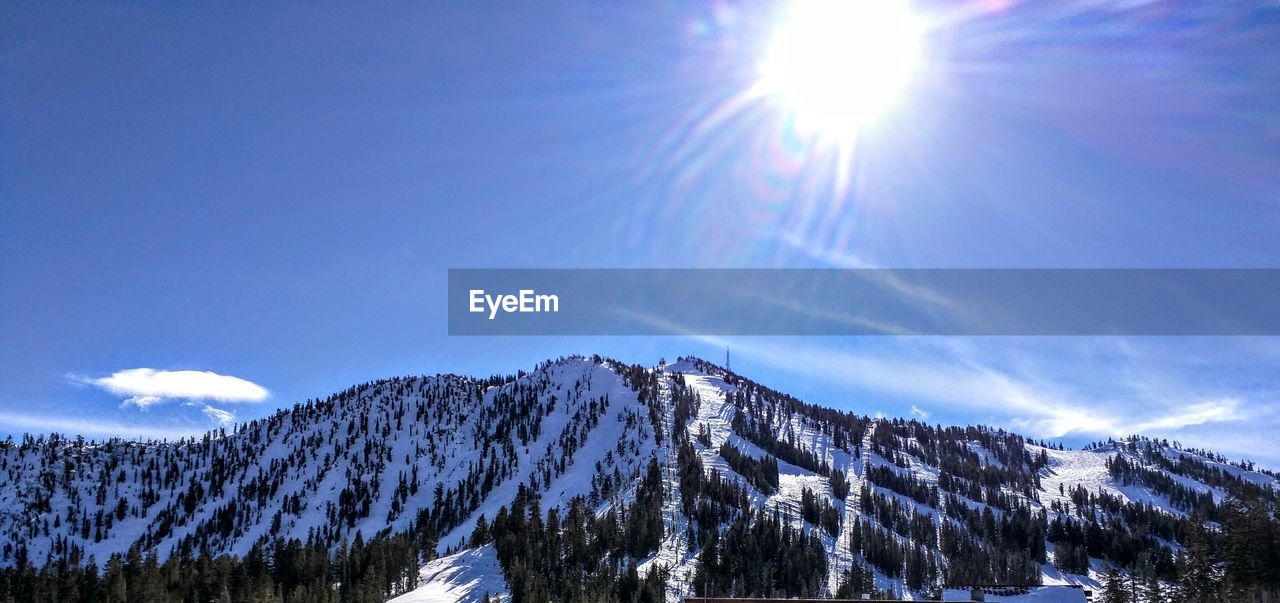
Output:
757 0 924 139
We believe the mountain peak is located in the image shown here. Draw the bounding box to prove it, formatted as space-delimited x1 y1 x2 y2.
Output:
3 356 1277 602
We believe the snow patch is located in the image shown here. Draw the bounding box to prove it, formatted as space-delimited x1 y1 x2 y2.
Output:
391 546 507 603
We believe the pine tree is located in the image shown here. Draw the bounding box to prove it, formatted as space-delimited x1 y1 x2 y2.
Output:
1142 573 1163 603
1102 567 1130 603
1177 518 1223 603
1220 496 1280 597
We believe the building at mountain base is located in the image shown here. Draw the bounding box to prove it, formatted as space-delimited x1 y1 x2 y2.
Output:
682 585 1090 603
942 585 1089 601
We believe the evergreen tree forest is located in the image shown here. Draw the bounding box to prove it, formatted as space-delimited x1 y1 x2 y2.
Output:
0 524 434 602
1 356 1279 602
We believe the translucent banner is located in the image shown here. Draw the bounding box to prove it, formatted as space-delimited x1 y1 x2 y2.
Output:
447 269 1280 335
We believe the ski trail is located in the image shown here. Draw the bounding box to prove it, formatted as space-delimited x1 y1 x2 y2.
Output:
651 370 740 602
659 372 690 600
934 474 947 593
642 370 701 603
828 418 878 593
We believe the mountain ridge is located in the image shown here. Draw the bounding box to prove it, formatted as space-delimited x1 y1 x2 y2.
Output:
2 355 1277 602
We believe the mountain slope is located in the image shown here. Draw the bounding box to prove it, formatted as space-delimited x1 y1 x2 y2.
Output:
0 358 657 566
2 356 1278 602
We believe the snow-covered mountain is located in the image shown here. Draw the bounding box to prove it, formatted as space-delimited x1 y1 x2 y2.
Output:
2 356 1277 601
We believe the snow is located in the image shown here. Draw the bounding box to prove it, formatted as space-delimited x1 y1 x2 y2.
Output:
437 361 655 553
0 357 658 569
1033 443 1197 517
1037 545 1103 592
1165 447 1280 492
4 356 1259 603
391 545 507 603
828 417 877 593
641 371 730 599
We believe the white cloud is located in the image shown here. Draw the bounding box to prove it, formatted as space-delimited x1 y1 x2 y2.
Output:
1133 398 1245 432
716 338 1116 437
124 395 163 409
713 337 1263 447
201 405 235 426
70 368 268 408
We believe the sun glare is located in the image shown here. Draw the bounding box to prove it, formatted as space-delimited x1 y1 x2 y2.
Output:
757 0 924 138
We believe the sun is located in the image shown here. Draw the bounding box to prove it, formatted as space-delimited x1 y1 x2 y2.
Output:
757 0 924 139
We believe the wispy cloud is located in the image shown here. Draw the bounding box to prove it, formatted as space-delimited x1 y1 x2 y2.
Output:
200 404 235 426
714 337 1272 462
743 289 918 335
0 411 205 441
1132 398 1244 432
69 368 268 408
775 233 962 320
712 338 1110 436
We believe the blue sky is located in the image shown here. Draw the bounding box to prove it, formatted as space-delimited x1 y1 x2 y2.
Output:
2 2 1279 465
